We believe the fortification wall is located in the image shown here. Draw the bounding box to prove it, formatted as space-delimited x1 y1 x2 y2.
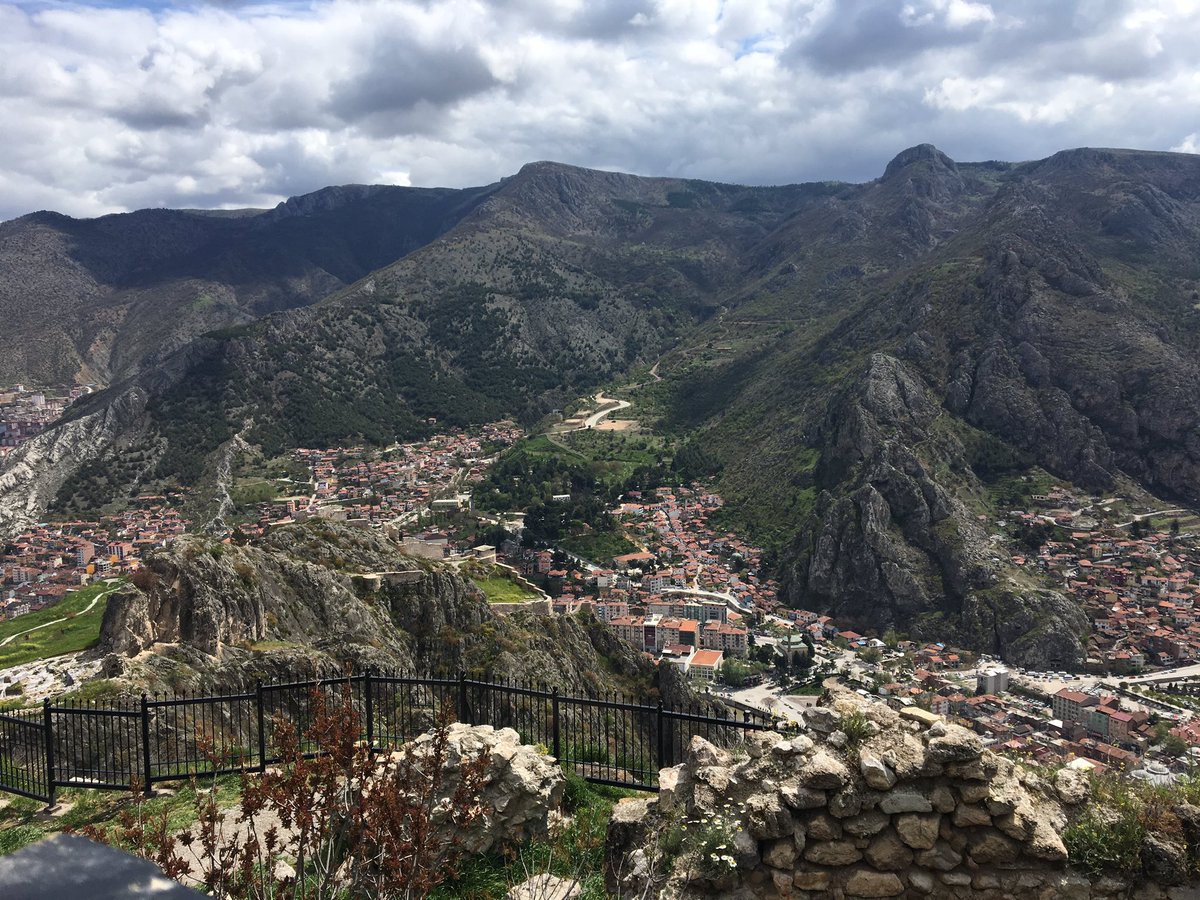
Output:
605 693 1200 899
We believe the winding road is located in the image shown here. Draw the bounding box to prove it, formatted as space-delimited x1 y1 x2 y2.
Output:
581 394 632 429
0 581 120 647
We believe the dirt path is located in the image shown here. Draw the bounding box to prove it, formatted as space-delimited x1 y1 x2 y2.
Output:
0 583 119 647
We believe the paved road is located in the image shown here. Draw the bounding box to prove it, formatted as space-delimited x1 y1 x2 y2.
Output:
582 394 631 428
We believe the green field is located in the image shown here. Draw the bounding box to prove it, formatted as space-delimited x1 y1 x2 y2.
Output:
472 573 539 604
559 531 637 564
0 581 121 670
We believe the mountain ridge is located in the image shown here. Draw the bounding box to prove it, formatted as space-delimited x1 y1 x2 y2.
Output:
4 144 1200 666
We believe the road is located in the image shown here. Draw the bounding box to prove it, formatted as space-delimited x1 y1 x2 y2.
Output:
582 394 631 429
0 582 120 647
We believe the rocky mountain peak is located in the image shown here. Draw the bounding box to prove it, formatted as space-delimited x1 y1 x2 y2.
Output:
881 143 959 181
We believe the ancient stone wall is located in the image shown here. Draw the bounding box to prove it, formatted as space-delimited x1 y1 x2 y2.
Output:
605 693 1200 899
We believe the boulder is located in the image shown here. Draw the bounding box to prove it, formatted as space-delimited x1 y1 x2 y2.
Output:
1053 767 1091 806
804 839 863 866
864 832 913 871
799 751 851 790
506 875 581 900
860 752 897 790
878 788 932 814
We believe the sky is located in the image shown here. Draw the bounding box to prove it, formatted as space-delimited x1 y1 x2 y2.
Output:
1 0 1198 221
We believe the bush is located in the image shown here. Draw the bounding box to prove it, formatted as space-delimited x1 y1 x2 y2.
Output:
83 686 492 899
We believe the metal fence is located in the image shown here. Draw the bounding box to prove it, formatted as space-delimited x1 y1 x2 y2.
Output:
0 672 781 804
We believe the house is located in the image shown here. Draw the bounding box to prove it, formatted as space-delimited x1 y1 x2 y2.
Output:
1052 688 1099 724
688 649 724 681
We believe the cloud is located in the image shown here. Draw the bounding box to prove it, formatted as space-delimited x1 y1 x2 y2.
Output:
0 0 1197 221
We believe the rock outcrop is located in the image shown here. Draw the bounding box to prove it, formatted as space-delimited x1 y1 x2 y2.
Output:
92 520 652 695
605 692 1200 899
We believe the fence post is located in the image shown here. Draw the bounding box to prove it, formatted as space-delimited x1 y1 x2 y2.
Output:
140 695 153 796
456 670 469 724
656 700 666 770
42 698 56 807
256 681 267 773
551 687 561 760
364 670 375 750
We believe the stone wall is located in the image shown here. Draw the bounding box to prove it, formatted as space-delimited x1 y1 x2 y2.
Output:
605 693 1200 899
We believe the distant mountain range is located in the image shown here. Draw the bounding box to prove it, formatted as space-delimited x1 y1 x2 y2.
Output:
3 144 1200 667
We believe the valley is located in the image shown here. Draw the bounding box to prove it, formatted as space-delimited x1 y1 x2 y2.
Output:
5 144 1200 786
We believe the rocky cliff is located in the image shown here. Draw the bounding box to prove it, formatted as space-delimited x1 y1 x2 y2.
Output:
95 521 652 696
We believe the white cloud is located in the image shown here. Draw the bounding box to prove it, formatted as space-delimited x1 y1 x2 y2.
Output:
1174 134 1200 154
0 0 1198 220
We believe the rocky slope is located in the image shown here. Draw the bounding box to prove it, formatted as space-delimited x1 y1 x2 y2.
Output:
94 520 653 695
6 146 1200 666
0 182 497 385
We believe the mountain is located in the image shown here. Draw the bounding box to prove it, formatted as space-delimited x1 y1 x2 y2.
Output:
0 182 497 385
5 146 1200 666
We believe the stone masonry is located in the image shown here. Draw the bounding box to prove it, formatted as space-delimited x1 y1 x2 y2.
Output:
604 692 1200 899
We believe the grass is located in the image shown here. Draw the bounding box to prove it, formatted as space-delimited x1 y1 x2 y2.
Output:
0 775 242 858
559 531 637 565
1064 773 1200 877
0 581 122 670
471 572 539 604
430 772 635 900
231 479 281 506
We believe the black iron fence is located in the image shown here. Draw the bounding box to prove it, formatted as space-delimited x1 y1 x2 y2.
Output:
0 672 782 804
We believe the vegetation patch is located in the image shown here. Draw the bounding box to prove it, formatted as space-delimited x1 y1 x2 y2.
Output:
0 581 121 670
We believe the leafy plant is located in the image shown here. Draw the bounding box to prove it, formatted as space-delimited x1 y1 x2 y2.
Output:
83 686 492 899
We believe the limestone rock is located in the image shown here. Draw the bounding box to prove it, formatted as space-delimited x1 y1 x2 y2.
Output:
845 869 905 898
800 751 851 790
844 810 890 837
762 837 797 869
865 832 913 871
803 706 840 733
895 813 940 850
951 804 991 827
1053 767 1091 806
878 788 932 814
968 831 1019 866
860 752 897 791
400 723 565 855
781 782 827 810
506 875 581 900
807 812 844 841
915 840 963 871
804 839 863 866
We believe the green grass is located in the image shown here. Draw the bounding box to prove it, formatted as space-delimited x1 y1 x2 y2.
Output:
559 531 637 564
472 574 539 604
0 776 242 857
0 581 122 670
1064 774 1200 877
230 479 281 506
431 772 635 900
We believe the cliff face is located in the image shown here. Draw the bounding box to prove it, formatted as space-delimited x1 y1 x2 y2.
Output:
96 521 651 695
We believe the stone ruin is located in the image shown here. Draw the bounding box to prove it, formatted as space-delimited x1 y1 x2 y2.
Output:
603 693 1200 899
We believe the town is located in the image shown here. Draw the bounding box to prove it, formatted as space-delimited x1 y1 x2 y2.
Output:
8 421 1200 781
0 383 91 457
